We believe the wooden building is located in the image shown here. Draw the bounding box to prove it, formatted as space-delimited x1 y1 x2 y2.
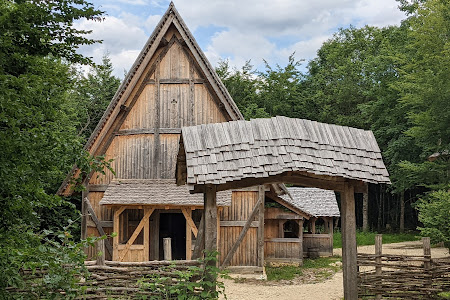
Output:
175 116 390 299
57 3 274 272
266 187 340 263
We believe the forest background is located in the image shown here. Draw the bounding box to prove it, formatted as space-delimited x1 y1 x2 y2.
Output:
0 0 448 297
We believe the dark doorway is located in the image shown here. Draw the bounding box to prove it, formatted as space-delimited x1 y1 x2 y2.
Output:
159 213 186 260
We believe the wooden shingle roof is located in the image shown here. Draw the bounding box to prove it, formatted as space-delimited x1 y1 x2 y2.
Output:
100 179 232 206
280 188 340 217
179 116 390 187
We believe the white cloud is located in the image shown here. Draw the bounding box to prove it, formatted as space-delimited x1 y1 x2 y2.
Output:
75 16 148 77
75 0 407 77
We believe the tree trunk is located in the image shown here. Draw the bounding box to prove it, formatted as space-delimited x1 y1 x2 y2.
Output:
362 183 369 232
399 191 405 233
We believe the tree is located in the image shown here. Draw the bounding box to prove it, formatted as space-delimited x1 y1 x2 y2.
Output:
216 59 268 120
0 0 104 296
71 54 121 142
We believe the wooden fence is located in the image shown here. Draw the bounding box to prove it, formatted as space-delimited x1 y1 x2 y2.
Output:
8 240 203 299
358 236 450 299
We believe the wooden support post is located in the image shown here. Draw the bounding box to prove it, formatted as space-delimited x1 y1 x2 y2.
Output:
163 238 172 260
375 234 382 300
186 208 192 260
113 207 125 261
81 188 88 240
257 185 265 267
204 185 217 292
311 217 316 234
299 219 304 262
341 182 357 300
96 239 106 266
279 220 284 237
362 183 369 232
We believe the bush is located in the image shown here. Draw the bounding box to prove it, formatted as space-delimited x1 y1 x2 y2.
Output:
416 190 450 251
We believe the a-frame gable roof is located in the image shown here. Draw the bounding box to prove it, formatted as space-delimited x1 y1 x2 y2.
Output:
58 2 243 195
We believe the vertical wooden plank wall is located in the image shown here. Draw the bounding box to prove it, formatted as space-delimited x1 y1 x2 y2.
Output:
219 191 259 266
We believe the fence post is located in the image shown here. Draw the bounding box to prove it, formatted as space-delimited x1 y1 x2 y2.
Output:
423 237 431 296
375 234 382 300
164 237 172 260
96 239 106 266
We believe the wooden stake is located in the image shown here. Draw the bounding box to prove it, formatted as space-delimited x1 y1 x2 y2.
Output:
96 239 106 266
163 238 172 260
341 182 357 300
375 234 382 300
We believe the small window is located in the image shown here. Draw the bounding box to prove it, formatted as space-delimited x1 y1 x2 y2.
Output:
119 209 144 245
283 220 299 238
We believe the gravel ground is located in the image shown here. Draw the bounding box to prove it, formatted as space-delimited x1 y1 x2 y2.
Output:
220 241 449 300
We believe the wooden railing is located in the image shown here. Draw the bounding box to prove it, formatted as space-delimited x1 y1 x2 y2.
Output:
264 238 302 262
303 233 333 256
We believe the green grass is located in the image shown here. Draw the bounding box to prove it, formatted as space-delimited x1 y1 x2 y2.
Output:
439 292 450 299
333 231 420 248
266 256 342 281
265 265 303 281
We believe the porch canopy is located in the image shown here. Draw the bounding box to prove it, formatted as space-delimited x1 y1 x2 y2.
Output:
175 116 390 300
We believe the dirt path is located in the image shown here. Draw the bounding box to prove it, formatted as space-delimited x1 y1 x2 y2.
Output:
220 241 449 300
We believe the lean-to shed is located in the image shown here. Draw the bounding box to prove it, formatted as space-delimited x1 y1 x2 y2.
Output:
265 187 340 262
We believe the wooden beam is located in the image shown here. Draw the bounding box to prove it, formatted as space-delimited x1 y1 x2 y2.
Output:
257 185 265 267
87 184 109 192
220 221 259 227
81 189 88 240
341 182 357 300
185 208 192 260
116 128 181 136
192 213 205 260
181 207 198 237
204 185 217 253
118 208 154 262
221 192 263 268
113 207 126 261
204 185 217 293
191 173 367 194
147 78 205 84
84 198 113 257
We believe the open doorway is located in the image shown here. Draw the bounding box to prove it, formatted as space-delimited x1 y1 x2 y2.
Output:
159 213 186 260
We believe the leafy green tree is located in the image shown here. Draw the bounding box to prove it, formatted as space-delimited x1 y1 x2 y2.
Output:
257 54 306 118
216 59 268 119
71 54 121 142
0 0 104 296
416 190 450 251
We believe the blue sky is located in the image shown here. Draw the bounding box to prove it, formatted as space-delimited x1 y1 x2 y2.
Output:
75 0 407 78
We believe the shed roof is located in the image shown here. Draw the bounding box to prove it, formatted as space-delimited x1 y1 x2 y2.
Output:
179 116 390 187
280 188 340 217
99 179 232 207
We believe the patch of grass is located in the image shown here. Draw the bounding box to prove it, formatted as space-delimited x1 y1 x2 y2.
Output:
302 256 341 270
266 256 342 281
439 292 450 299
333 231 420 248
266 265 303 281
